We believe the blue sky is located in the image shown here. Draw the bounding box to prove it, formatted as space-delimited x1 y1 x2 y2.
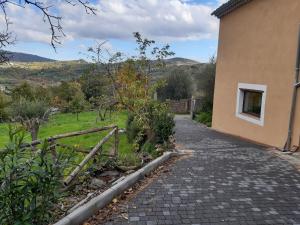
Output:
5 0 225 62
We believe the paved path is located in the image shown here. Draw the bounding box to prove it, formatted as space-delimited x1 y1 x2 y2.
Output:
106 116 300 225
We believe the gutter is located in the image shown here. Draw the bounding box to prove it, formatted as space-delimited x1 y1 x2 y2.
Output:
285 25 300 151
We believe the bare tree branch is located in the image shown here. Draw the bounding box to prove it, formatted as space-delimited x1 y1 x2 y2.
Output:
0 0 96 61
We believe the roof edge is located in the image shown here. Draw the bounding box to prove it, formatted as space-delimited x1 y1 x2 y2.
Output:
212 0 253 19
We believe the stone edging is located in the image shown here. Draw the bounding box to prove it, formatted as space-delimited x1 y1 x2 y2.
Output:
54 151 176 225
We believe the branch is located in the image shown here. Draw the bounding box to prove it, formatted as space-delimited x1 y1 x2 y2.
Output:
0 0 97 58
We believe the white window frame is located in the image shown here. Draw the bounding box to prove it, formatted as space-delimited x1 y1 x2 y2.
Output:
236 83 267 126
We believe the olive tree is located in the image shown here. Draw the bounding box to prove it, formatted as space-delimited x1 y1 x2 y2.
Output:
10 99 50 141
10 83 51 141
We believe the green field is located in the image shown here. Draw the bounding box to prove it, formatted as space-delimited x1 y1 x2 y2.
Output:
0 111 138 166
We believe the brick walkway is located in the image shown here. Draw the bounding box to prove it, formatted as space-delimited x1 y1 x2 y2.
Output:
105 116 300 225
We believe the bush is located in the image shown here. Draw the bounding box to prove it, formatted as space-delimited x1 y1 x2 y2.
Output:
151 106 175 144
126 101 175 151
0 127 72 225
126 113 143 144
0 91 10 122
195 111 212 127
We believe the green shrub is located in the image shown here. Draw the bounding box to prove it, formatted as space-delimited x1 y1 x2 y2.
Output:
126 101 175 151
0 92 10 122
126 113 143 144
152 108 175 144
117 152 141 167
141 141 156 154
195 111 212 127
0 127 72 225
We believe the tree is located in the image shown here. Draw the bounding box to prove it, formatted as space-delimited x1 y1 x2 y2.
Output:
79 66 110 100
0 0 96 62
197 56 216 112
51 81 84 112
11 82 34 101
69 93 87 121
10 99 50 141
10 83 51 141
89 95 116 122
0 91 10 122
158 69 192 101
112 33 174 148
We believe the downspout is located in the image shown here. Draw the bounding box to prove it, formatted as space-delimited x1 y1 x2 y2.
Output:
285 25 300 151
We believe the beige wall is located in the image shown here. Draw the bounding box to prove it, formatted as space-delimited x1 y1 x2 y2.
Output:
212 0 300 148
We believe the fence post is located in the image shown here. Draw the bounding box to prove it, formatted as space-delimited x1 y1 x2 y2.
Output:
190 96 195 119
114 127 119 158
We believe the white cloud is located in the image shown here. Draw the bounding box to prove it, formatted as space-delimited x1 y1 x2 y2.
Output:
218 0 228 5
2 0 219 44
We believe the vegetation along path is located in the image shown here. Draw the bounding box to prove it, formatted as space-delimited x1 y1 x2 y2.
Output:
102 116 300 225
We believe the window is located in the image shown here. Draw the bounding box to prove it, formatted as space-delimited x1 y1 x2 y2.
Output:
236 83 267 126
242 90 262 117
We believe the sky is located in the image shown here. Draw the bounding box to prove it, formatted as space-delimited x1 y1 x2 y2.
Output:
3 0 228 63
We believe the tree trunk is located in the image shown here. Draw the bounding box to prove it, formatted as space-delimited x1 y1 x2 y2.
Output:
30 123 39 141
76 112 79 121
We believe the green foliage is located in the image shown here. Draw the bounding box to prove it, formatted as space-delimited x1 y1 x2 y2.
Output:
150 103 175 144
10 83 51 141
11 82 50 103
0 91 10 122
126 113 142 144
197 56 216 112
0 127 71 225
127 101 175 150
195 111 212 127
117 152 140 167
111 33 175 150
51 81 86 113
141 141 156 154
10 98 50 141
79 66 110 100
69 94 89 121
158 69 192 100
0 60 91 88
11 82 35 101
90 95 114 121
11 99 49 120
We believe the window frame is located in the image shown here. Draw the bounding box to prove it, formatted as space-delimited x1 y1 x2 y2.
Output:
236 83 267 126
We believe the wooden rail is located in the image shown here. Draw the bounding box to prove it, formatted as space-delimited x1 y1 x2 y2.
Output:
19 125 119 186
21 125 117 148
64 127 118 186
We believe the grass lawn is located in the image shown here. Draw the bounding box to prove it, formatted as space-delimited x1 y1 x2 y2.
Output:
0 111 139 167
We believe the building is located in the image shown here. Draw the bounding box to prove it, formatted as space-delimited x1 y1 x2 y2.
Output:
212 0 300 149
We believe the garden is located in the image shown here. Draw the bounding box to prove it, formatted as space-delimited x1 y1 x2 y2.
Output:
0 33 176 225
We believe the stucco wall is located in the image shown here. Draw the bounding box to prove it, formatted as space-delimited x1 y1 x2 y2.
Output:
212 0 300 148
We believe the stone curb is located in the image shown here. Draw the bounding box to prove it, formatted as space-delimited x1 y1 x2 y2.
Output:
54 151 176 225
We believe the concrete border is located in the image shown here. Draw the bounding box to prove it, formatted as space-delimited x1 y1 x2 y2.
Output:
54 151 176 225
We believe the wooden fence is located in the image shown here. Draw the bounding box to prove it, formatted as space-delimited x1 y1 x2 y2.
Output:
21 125 119 186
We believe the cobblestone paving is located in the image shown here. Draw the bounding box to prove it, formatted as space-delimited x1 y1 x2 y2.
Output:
105 116 300 225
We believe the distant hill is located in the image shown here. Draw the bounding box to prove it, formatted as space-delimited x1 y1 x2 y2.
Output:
7 51 55 62
0 55 207 91
164 57 199 66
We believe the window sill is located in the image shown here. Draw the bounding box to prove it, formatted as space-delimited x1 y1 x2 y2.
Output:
236 112 264 126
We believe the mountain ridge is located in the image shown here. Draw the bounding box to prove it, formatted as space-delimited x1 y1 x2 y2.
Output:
6 51 55 62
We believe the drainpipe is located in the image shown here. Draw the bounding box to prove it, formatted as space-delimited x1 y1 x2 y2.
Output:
285 25 300 151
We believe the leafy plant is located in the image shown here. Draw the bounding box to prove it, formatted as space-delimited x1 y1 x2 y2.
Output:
0 127 72 225
69 94 88 121
10 99 50 141
0 91 10 122
195 111 212 127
